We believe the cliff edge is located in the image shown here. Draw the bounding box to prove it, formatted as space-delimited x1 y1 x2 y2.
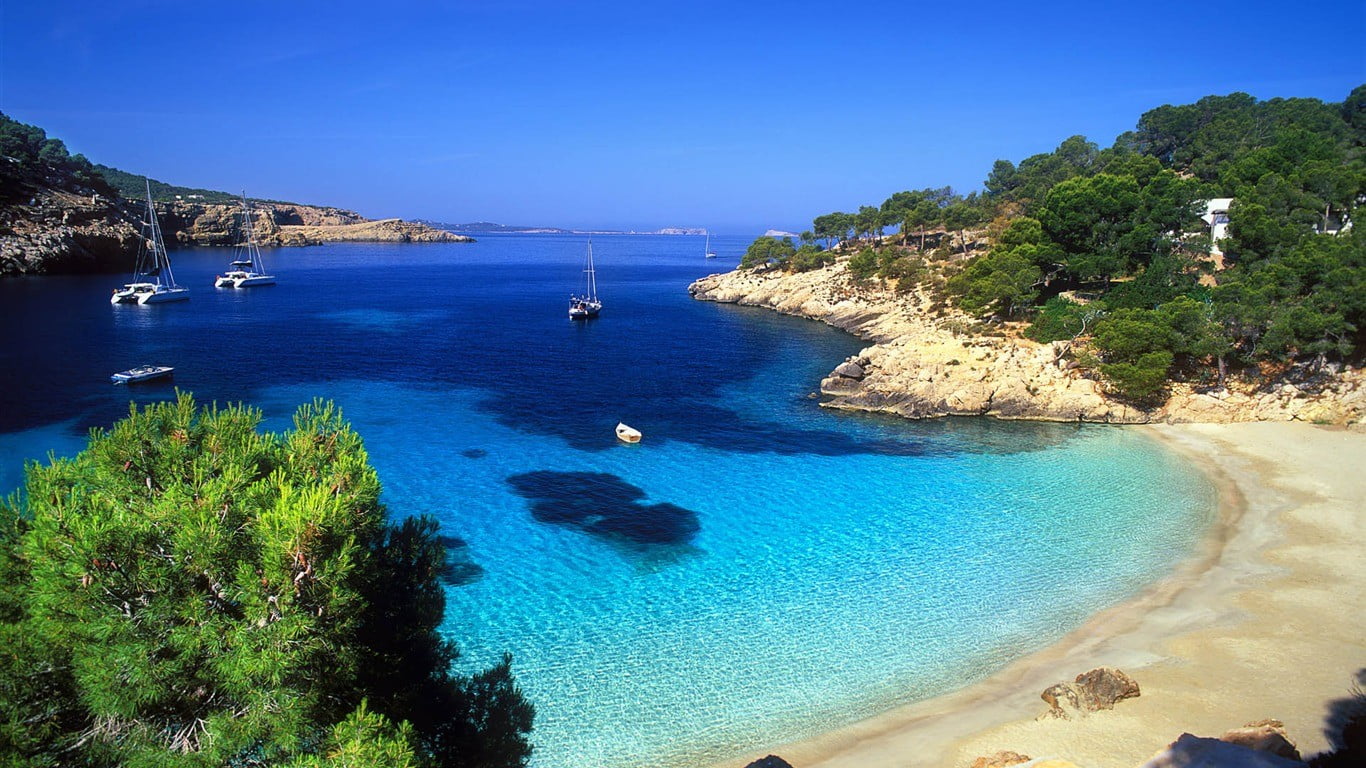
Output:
689 262 1365 425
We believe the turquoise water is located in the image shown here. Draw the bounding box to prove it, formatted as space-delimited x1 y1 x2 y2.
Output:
0 234 1216 767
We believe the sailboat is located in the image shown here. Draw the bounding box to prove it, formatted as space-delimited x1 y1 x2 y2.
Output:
568 237 602 319
215 193 275 288
111 180 189 304
704 231 717 259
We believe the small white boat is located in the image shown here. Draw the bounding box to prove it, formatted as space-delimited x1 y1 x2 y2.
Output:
215 194 276 288
112 180 189 305
569 237 602 319
704 231 717 259
111 365 174 385
615 422 642 443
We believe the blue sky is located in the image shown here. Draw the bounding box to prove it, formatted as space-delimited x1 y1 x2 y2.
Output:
3 0 1363 233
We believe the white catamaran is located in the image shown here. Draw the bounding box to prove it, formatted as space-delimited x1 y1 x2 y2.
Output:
215 193 276 288
111 181 189 304
569 237 602 319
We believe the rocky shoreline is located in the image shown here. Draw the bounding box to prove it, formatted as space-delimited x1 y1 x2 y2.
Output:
688 263 1365 426
155 200 472 248
2 193 470 277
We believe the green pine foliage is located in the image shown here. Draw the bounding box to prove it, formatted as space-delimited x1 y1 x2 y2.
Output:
808 85 1363 401
0 394 533 768
0 111 116 200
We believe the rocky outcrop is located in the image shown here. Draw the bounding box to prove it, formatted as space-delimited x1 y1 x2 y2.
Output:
1039 667 1141 719
0 146 476 276
688 263 1366 426
0 169 140 275
156 201 473 247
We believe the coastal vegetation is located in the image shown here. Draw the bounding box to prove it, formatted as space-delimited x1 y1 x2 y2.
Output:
0 395 533 767
92 163 293 205
738 86 1365 403
0 112 117 201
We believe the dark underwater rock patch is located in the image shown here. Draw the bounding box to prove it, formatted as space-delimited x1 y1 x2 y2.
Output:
435 534 485 586
506 471 700 546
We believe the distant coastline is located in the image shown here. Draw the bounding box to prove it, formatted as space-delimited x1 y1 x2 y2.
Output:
417 219 713 236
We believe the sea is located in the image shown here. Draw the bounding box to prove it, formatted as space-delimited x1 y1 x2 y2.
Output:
0 233 1217 768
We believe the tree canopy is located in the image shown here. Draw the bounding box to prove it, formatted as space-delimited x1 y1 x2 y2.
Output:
0 395 534 768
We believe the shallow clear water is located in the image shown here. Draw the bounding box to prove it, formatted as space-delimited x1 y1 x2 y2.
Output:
0 233 1215 767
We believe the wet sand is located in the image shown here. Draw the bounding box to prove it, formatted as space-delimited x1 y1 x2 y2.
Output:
720 423 1366 768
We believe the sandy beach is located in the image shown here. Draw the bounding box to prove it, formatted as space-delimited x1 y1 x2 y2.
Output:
722 422 1366 768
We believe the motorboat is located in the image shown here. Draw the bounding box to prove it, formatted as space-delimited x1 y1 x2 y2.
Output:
111 365 174 385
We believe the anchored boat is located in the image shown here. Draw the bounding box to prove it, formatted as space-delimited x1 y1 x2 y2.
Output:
111 181 189 305
215 193 276 288
111 365 174 385
569 237 602 319
615 422 642 443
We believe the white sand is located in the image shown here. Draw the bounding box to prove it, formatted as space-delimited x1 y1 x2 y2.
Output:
718 423 1366 768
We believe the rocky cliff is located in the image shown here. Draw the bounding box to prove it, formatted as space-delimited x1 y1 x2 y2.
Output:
0 160 141 275
156 201 472 247
689 262 1366 425
2 169 471 276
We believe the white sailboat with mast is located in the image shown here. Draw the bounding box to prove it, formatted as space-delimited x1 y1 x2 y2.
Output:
111 180 189 304
215 193 275 288
704 230 717 258
568 237 602 319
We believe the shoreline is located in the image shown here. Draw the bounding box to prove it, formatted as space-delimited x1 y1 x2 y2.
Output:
716 422 1365 767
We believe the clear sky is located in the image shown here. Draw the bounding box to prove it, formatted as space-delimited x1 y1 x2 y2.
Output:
2 0 1363 233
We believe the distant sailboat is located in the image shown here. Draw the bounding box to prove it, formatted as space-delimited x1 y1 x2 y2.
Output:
215 193 276 288
111 180 189 304
569 237 602 319
704 231 717 259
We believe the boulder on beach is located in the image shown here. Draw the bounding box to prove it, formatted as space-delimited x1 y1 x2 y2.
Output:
743 756 795 768
969 750 1031 768
1219 719 1302 761
1140 732 1307 767
1041 666 1140 719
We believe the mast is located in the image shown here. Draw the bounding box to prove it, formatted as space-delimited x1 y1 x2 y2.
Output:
144 179 177 288
585 236 597 301
240 191 265 272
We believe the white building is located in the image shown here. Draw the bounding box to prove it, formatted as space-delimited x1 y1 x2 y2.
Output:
1201 198 1233 255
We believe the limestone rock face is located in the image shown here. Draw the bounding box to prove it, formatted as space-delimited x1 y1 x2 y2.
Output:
969 750 1031 768
156 202 473 246
1041 667 1140 719
1 185 141 275
688 263 1366 426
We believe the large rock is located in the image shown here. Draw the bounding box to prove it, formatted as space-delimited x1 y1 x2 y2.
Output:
833 360 865 379
1219 719 1302 761
1041 667 1140 719
969 750 1031 767
1140 732 1307 767
743 756 794 768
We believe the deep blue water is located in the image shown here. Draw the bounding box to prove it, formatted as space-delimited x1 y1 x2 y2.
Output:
0 233 1216 767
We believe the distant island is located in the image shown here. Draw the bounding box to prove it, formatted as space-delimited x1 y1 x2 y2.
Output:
0 112 470 276
418 220 711 236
